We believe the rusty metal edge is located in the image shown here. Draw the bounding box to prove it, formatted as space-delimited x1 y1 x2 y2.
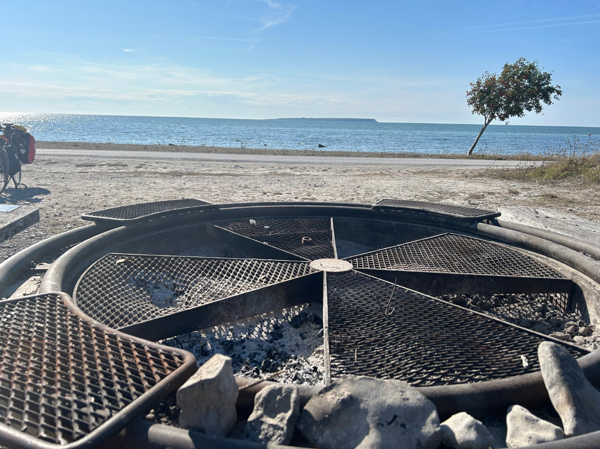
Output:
0 292 198 449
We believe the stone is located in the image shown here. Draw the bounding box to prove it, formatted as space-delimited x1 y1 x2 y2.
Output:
243 385 300 445
549 331 571 341
564 323 579 336
538 341 600 436
176 354 239 436
573 336 586 345
505 405 564 447
296 376 440 449
440 412 492 449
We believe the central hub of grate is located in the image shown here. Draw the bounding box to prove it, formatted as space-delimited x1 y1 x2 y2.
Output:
310 258 353 273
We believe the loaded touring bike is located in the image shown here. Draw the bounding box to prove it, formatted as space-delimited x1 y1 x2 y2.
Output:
0 123 36 194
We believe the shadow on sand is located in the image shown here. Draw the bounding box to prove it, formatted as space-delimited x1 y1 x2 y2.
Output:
0 186 51 204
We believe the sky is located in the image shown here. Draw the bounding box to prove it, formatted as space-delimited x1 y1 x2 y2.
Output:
0 0 599 126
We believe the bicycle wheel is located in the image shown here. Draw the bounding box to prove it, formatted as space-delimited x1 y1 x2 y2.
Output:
0 148 9 194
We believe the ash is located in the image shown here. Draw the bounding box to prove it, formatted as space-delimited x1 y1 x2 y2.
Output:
162 302 325 386
439 292 599 351
148 282 180 308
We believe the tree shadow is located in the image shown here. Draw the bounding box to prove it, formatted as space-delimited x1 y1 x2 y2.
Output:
0 186 51 204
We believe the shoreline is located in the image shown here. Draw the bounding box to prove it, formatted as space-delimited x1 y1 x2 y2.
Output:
37 141 548 161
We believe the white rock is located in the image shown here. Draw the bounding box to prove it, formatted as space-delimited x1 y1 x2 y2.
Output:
296 376 440 449
243 384 300 444
441 412 493 449
539 341 600 436
506 405 564 447
176 354 239 436
550 332 571 341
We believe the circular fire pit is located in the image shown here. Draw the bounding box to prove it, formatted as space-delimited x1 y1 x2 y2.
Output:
1 199 600 448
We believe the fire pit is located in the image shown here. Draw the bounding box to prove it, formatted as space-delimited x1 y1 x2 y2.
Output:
1 199 600 448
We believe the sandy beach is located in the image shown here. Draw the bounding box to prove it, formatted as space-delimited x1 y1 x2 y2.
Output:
1 141 599 264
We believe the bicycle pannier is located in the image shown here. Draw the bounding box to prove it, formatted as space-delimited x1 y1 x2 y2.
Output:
17 134 35 164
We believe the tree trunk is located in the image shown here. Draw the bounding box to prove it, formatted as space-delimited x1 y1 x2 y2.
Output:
467 120 491 156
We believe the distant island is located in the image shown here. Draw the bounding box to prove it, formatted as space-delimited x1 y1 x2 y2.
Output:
270 118 378 123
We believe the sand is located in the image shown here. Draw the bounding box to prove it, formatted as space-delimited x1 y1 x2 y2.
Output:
1 141 599 265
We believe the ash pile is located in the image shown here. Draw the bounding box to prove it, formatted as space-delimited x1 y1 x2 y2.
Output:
162 303 325 386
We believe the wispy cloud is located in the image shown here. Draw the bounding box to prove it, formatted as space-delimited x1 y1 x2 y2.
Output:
464 14 600 33
121 48 144 53
195 36 257 42
0 55 474 121
256 0 296 31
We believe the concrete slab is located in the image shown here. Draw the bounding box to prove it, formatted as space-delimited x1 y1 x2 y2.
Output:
0 205 40 243
499 206 600 246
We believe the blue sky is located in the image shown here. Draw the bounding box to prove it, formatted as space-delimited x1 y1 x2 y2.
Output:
1 0 599 126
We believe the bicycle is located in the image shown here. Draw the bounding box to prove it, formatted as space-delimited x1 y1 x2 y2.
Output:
0 123 36 194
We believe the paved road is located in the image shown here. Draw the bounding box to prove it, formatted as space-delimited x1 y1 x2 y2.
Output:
38 148 538 168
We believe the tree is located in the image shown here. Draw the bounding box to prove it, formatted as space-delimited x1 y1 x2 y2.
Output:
466 58 562 156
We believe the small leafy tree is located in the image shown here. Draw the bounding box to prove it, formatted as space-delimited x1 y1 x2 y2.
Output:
466 58 562 155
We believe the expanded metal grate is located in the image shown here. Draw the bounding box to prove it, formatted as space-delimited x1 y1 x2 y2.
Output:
0 293 196 449
373 199 500 221
326 272 587 386
348 233 564 278
219 217 335 260
74 254 315 330
82 199 214 223
437 292 572 329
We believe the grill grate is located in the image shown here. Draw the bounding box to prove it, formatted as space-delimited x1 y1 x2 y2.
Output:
437 292 573 329
348 234 564 278
82 199 214 223
326 272 587 386
0 293 195 449
74 254 315 330
220 217 335 260
373 199 500 221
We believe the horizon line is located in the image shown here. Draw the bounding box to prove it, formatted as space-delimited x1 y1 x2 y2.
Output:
1 111 599 129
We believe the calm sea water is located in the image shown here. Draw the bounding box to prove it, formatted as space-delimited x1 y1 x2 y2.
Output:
0 113 598 156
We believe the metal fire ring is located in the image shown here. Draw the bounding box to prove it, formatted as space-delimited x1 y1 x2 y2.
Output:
0 292 197 449
2 200 600 448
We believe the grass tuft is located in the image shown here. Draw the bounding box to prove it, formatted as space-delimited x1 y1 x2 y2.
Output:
486 136 600 185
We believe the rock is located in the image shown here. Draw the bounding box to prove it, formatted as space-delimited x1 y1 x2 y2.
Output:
243 385 300 444
177 354 239 436
580 326 593 337
573 336 586 345
550 331 571 341
505 405 564 447
296 376 440 449
564 323 579 336
440 412 493 449
538 342 600 436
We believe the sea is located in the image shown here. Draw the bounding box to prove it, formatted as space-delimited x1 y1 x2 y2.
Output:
1 113 598 156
